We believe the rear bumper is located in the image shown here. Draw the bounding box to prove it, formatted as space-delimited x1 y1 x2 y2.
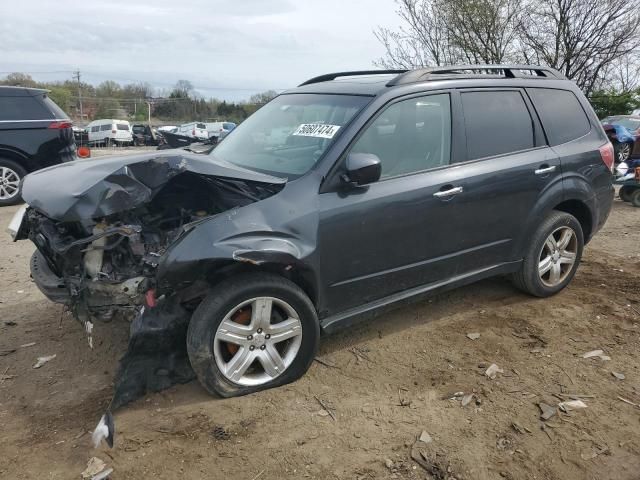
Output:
30 250 70 304
592 184 614 239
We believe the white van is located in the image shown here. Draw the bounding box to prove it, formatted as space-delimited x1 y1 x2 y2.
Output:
87 119 133 146
205 121 237 142
176 122 208 140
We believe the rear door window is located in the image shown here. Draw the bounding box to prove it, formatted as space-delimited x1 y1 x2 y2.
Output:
461 90 535 160
0 96 52 121
116 124 129 130
527 88 591 145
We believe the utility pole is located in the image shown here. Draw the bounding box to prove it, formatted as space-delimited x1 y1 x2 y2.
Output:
73 70 83 122
145 100 152 124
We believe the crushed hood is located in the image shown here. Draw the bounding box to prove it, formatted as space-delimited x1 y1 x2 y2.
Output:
22 151 286 222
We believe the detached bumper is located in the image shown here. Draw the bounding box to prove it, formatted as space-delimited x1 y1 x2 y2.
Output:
30 250 70 304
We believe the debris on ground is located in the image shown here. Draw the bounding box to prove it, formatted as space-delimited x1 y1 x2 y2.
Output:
466 332 481 340
418 430 433 444
582 349 611 361
3 321 17 326
314 394 336 421
580 445 609 460
558 400 588 412
461 393 475 407
617 396 640 409
538 402 557 420
20 342 36 348
511 422 531 434
81 457 108 479
211 425 231 440
485 363 504 379
32 354 56 369
384 458 394 470
611 371 625 380
0 348 17 356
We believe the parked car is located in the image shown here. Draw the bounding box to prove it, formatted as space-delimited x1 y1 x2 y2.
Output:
131 124 157 146
206 121 236 143
86 119 133 146
10 66 613 426
601 115 640 163
72 126 89 145
176 122 208 140
0 86 75 206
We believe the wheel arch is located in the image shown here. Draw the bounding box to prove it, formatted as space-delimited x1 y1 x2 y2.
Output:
552 199 593 241
0 147 31 172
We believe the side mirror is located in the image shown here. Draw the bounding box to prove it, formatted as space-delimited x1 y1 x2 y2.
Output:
343 153 382 186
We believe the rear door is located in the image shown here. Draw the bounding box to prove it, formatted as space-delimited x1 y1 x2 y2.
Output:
446 88 562 274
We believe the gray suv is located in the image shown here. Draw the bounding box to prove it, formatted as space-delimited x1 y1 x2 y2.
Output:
12 65 613 412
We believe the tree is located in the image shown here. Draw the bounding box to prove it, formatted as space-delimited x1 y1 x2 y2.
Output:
172 80 194 98
249 90 279 105
1 72 37 87
375 0 525 67
520 0 640 95
96 80 122 99
375 0 640 95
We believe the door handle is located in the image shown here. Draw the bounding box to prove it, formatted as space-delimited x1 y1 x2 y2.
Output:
535 165 556 175
433 186 463 198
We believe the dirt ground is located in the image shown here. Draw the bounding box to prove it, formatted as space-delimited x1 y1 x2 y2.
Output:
1 164 639 479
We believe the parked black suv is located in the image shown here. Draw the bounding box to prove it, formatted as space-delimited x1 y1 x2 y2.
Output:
11 65 613 409
0 86 75 206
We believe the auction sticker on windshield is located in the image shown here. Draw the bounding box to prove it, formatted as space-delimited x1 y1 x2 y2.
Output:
292 123 341 139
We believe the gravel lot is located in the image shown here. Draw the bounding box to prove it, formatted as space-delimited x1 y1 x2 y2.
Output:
1 152 639 479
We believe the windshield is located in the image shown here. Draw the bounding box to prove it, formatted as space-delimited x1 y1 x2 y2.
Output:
210 94 370 178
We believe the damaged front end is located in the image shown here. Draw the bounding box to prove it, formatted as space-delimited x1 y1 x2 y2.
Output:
17 152 286 443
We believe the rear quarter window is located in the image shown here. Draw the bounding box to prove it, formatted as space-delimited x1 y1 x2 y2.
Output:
100 124 112 131
41 95 69 119
116 124 129 130
527 88 591 145
0 96 53 121
461 90 535 160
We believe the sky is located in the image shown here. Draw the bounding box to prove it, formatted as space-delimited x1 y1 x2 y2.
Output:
0 0 400 101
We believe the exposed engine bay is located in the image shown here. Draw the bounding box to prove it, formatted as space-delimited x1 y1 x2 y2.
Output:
27 171 277 321
16 152 287 446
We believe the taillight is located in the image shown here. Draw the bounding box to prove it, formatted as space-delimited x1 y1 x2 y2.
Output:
599 143 614 172
192 129 196 135
48 121 72 129
112 130 116 134
220 128 223 132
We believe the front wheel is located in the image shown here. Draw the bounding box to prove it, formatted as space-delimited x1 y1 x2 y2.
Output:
511 211 584 297
631 189 640 207
187 273 319 397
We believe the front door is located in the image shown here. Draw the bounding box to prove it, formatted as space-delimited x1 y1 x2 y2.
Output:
318 92 469 315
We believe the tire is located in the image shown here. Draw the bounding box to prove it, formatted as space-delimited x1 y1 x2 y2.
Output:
187 273 320 397
511 210 584 297
0 158 27 207
619 186 633 202
631 189 640 208
614 141 631 163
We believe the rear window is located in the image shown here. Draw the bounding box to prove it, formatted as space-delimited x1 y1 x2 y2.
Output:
41 95 69 119
527 88 591 145
116 124 129 131
0 95 53 121
223 122 236 130
196 123 206 129
461 90 534 160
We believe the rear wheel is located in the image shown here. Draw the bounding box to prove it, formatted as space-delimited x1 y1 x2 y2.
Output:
511 211 583 297
619 186 633 202
631 189 640 207
0 159 26 207
187 273 319 397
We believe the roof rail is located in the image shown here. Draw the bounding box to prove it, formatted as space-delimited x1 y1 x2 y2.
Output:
299 70 408 87
387 65 565 86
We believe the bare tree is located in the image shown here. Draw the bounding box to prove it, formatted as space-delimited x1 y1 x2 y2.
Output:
374 0 526 68
519 0 640 94
375 0 640 94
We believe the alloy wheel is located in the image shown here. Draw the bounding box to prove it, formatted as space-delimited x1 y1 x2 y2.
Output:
618 143 631 162
538 226 578 287
213 297 303 386
0 166 21 200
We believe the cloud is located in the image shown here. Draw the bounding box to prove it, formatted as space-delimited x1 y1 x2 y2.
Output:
0 0 398 100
